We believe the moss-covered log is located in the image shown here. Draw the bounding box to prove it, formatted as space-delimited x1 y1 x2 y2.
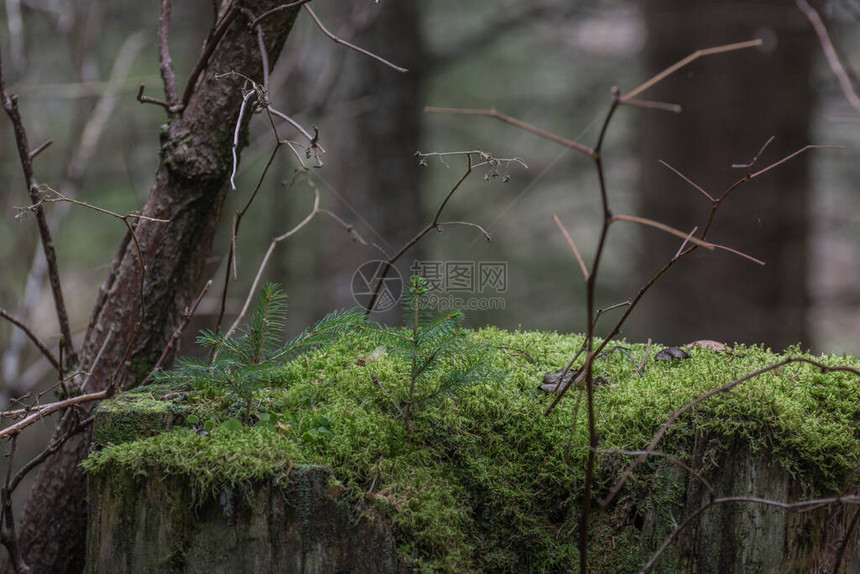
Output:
84 329 860 572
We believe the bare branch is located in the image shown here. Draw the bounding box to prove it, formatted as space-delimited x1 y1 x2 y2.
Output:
0 310 60 372
18 185 170 223
621 98 682 114
658 159 714 202
748 144 843 180
1 48 78 369
622 39 763 101
0 436 28 573
426 106 597 158
796 0 860 114
158 0 179 110
28 139 52 160
737 135 776 174
9 414 95 494
674 227 699 259
144 279 212 383
709 243 766 266
181 2 238 108
254 19 270 95
303 4 408 73
225 182 362 338
230 89 256 190
269 107 326 165
0 390 109 440
594 300 631 325
635 338 651 376
136 84 171 111
250 0 314 27
552 214 589 281
611 214 715 249
436 220 492 241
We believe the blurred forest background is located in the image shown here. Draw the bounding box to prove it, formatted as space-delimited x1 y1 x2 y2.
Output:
1 0 859 414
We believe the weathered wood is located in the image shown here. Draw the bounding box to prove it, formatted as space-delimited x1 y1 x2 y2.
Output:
86 468 402 574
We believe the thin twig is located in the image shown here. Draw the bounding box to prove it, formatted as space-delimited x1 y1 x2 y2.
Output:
250 0 314 27
269 107 326 166
674 227 699 259
796 0 860 114
748 144 842 180
144 279 212 383
28 139 52 160
620 98 682 113
303 4 407 73
365 152 484 313
613 213 764 265
218 145 289 333
0 310 60 372
593 300 631 325
0 390 109 440
552 214 589 281
268 107 321 144
181 2 238 108
698 144 843 239
79 328 114 394
709 243 766 266
225 183 362 338
158 0 179 110
635 338 651 376
19 185 170 223
0 435 28 573
658 159 714 202
737 136 776 174
230 89 256 191
371 373 405 419
436 220 492 241
622 39 763 101
254 18 270 95
136 84 171 111
9 413 94 494
611 214 715 249
426 106 597 158
1 51 78 370
577 93 622 574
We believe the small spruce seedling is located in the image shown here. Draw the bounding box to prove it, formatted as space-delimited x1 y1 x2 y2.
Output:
363 275 491 431
154 283 364 423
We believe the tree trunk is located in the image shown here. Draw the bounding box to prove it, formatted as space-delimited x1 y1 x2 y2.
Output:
318 1 426 323
6 3 300 572
633 0 816 350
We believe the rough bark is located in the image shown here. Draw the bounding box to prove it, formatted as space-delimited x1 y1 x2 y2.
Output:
634 0 815 350
5 3 300 572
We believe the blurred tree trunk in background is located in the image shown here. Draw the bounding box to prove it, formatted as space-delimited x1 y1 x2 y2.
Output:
634 0 815 350
2 4 300 572
316 1 426 322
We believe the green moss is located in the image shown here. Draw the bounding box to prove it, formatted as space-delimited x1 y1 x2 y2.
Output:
83 328 860 572
92 383 190 446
